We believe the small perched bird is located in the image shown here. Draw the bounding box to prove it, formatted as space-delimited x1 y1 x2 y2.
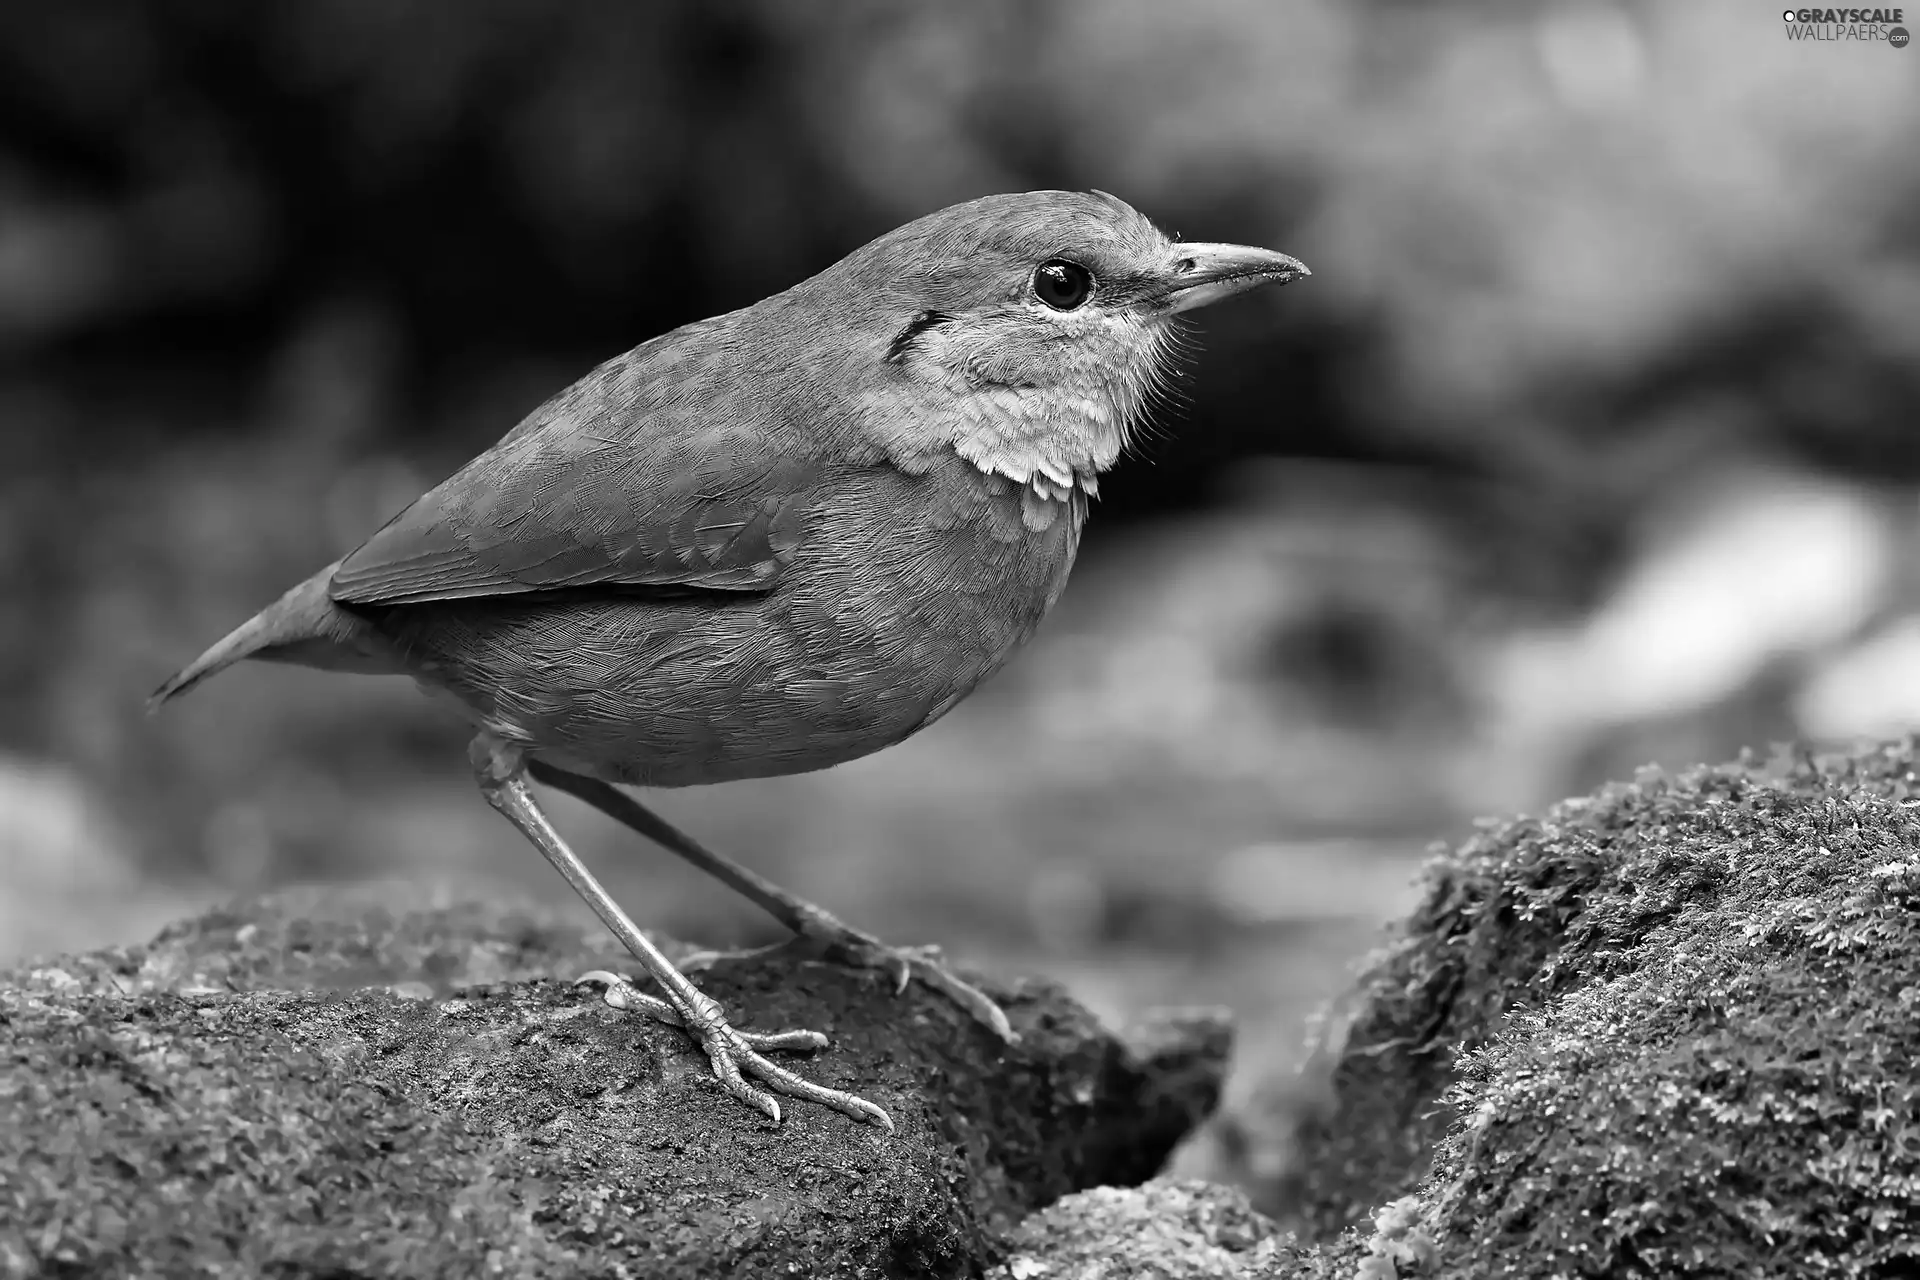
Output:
153 190 1308 1130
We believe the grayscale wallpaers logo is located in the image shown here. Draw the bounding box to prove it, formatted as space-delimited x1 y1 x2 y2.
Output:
1782 7 1909 43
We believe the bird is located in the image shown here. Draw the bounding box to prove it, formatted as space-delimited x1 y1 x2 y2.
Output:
151 189 1309 1131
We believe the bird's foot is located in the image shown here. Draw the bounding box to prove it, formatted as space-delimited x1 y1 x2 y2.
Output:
576 970 894 1131
685 910 1018 1045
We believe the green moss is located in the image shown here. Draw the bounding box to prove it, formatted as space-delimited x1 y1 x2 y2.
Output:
1291 740 1920 1277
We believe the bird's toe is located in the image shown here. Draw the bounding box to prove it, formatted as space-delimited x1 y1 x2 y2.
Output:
576 969 886 1125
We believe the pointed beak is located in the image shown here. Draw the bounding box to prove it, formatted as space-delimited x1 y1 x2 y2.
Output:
1161 243 1310 314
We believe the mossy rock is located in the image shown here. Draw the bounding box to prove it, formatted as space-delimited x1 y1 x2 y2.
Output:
1287 740 1920 1277
0 884 1230 1278
991 1178 1284 1279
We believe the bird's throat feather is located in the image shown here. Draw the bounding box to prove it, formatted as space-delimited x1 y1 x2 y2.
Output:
865 317 1169 509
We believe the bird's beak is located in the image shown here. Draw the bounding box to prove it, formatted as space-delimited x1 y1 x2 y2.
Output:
1161 243 1311 314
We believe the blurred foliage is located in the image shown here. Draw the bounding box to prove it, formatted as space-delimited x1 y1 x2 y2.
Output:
2 0 1919 1207
9 1 1917 520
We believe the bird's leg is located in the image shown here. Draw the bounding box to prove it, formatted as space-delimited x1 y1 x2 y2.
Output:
527 760 1016 1043
469 734 893 1131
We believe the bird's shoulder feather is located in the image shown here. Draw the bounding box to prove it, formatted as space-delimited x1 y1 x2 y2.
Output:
331 334 828 607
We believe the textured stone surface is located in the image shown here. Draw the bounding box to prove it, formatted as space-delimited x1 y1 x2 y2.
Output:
986 1180 1427 1280
992 1178 1285 1279
1275 741 1920 1277
0 884 1230 1279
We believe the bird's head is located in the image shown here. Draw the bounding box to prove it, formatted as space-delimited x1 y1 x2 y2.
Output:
799 190 1308 499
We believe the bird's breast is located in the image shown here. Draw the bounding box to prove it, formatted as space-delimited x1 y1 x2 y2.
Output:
419 456 1086 788
770 456 1085 747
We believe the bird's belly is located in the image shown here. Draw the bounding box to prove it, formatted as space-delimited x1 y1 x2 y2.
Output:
401 475 1084 787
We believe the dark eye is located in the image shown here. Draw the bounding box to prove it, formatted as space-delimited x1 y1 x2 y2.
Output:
1032 259 1094 310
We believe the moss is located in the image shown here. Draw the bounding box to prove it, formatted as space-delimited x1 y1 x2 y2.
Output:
2 885 1230 1278
992 1178 1283 1279
0 987 585 1279
1289 740 1920 1278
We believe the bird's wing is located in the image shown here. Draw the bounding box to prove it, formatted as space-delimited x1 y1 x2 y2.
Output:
329 416 819 606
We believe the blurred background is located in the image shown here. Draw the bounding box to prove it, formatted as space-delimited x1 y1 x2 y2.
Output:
3 0 1917 1209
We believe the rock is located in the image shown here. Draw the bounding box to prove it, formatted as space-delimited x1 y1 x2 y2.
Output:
0 884 1230 1279
991 1178 1284 1279
1276 740 1920 1277
986 1180 1434 1280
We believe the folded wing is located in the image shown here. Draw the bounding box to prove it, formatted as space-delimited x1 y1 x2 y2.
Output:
331 415 821 606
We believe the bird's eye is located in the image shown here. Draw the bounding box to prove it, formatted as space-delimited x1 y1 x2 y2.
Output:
1032 260 1094 311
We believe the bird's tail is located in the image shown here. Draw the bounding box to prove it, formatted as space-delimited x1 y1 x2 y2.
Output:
148 560 391 710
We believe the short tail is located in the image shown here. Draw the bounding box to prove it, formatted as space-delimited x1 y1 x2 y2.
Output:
149 560 387 710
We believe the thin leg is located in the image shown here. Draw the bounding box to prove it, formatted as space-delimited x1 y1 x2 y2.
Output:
527 759 1016 1043
471 734 893 1131
528 759 829 935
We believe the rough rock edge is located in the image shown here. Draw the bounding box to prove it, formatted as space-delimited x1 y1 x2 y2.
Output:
0 884 1231 1279
980 1179 1430 1280
1275 739 1920 1277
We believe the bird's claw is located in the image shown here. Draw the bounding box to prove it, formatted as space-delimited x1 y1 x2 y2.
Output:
576 971 892 1130
876 943 939 996
788 918 1019 1045
660 917 1018 1045
892 948 1016 1043
578 970 829 1051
